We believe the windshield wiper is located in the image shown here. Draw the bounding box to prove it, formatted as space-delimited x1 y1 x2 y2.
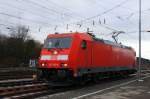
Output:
54 40 60 48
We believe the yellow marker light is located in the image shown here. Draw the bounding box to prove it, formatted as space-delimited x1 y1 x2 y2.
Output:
61 63 68 67
42 63 45 67
64 63 68 67
53 51 58 54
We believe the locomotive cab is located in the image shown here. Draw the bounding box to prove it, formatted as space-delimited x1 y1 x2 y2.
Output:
39 37 72 68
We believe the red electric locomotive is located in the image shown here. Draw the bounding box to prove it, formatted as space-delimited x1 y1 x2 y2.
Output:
37 32 136 85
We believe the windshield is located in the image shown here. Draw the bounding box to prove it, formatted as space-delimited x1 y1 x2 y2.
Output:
43 37 72 49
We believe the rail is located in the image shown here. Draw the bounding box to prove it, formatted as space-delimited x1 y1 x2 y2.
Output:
0 83 48 97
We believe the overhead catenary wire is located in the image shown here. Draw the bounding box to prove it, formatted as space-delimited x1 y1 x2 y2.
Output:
57 0 150 32
0 1 59 23
17 0 84 29
24 0 74 18
68 0 150 35
0 12 52 26
0 1 82 30
0 23 13 27
44 0 84 19
60 0 131 33
0 0 149 37
0 0 134 37
88 0 136 24
95 0 135 12
71 0 130 24
62 1 132 37
0 0 142 29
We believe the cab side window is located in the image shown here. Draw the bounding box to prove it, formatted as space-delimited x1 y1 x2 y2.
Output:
81 40 87 49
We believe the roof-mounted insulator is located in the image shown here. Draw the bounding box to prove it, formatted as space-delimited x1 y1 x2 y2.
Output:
55 32 59 34
87 32 96 38
86 28 93 33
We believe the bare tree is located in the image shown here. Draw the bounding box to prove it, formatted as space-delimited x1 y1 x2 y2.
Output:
9 25 30 41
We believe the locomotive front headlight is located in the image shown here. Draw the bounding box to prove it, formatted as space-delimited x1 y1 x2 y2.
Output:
53 50 58 55
63 63 68 67
41 63 45 67
61 63 68 67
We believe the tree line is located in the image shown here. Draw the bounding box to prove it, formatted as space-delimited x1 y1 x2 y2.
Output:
0 25 42 67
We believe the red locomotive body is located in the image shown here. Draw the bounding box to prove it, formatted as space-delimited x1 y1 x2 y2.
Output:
37 32 136 84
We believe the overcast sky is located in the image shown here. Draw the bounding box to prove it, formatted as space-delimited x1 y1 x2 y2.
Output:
0 0 150 59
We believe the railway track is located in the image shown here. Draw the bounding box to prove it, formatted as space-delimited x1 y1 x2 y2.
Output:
0 81 73 98
0 78 67 98
0 83 49 98
0 78 48 98
0 70 149 98
0 78 44 87
141 69 150 73
0 67 36 80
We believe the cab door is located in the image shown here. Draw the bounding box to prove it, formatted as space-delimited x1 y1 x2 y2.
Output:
79 40 92 68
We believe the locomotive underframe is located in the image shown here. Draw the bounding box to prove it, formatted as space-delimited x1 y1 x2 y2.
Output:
37 66 137 85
